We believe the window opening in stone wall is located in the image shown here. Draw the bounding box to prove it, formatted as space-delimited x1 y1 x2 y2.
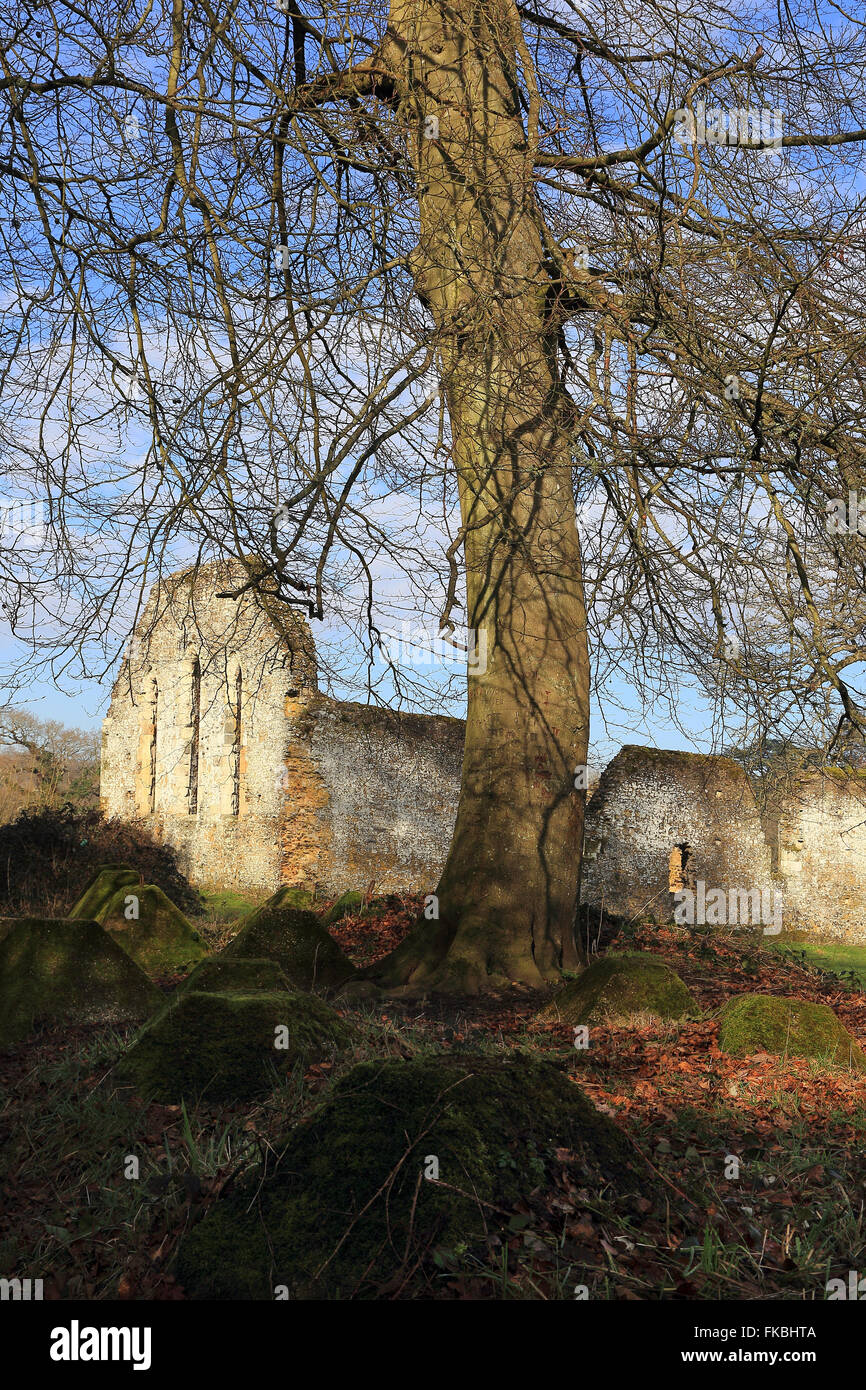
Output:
188 659 200 814
148 678 158 814
231 667 242 816
669 843 696 892
768 818 781 875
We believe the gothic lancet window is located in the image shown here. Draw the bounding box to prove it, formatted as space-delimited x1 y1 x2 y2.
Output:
188 659 201 814
148 678 158 814
231 667 242 816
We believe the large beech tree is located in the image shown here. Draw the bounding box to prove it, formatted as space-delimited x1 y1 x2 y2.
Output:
309 1 592 989
2 0 866 990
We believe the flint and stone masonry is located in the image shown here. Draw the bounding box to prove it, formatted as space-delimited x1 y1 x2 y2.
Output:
100 559 464 896
581 747 866 941
102 561 866 939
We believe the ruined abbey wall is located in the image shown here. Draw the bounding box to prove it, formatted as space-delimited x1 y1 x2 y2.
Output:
292 697 464 898
101 559 463 897
774 772 866 940
580 746 773 926
581 747 866 942
102 561 866 940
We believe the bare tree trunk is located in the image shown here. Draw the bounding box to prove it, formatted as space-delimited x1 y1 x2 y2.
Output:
367 0 590 992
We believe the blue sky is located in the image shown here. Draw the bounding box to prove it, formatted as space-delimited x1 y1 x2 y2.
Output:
0 619 722 769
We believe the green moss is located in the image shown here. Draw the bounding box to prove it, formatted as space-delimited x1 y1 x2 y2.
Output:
718 993 866 1071
615 744 745 775
198 889 262 922
175 1052 649 1300
223 895 355 992
68 866 141 921
323 890 364 927
100 885 207 979
0 919 160 1049
178 955 295 997
147 957 296 1027
114 989 353 1102
538 952 697 1026
269 885 316 911
801 764 866 785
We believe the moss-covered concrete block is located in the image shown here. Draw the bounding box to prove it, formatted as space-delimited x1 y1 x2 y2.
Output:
323 889 364 927
538 952 697 1026
270 886 316 911
114 989 353 1102
0 919 160 1049
100 885 207 979
175 1052 651 1299
147 956 297 1027
199 889 261 923
178 955 295 997
68 865 141 921
718 993 866 1071
222 896 355 992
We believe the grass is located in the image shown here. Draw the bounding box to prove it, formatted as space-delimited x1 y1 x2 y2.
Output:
0 1022 316 1298
191 890 265 953
767 934 866 988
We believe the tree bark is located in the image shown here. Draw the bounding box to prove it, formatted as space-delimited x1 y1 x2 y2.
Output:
362 0 590 992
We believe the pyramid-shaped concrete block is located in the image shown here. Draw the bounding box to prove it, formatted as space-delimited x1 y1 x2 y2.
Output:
177 955 295 997
221 890 356 992
114 988 354 1102
100 884 207 979
0 919 160 1049
69 865 141 921
174 1053 648 1299
269 886 316 911
148 956 296 1026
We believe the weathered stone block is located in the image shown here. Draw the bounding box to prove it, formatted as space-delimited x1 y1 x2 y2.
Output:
114 988 353 1101
0 919 160 1048
99 884 207 979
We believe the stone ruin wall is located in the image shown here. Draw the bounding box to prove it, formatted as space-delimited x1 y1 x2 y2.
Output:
774 772 866 940
580 746 773 927
101 559 464 898
100 558 318 893
288 697 464 898
102 562 866 937
582 746 866 943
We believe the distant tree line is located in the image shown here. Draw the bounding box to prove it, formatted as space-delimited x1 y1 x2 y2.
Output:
0 709 100 823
